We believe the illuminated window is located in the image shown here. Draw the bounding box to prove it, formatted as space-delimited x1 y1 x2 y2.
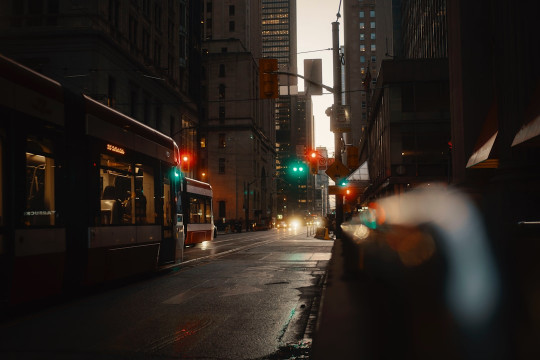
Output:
24 136 57 226
99 154 155 225
218 84 225 98
359 22 365 29
219 133 226 148
359 11 364 18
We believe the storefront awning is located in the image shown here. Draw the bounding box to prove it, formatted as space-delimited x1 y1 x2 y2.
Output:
512 83 540 147
467 101 499 169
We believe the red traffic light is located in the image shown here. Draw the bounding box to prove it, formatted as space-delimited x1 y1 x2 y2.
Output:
180 153 191 172
306 150 319 174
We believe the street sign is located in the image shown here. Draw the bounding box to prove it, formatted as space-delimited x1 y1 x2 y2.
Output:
328 185 342 195
329 104 351 133
325 159 350 182
318 156 327 170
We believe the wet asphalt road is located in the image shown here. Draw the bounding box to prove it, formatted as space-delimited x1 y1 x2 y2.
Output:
0 228 333 359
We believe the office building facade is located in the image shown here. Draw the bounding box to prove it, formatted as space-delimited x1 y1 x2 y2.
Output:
0 0 202 168
202 0 276 229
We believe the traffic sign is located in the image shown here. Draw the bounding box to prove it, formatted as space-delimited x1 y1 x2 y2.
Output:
325 159 350 182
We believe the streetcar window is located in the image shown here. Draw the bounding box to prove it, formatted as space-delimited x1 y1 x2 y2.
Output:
189 196 202 224
24 136 56 226
99 154 156 225
205 198 212 223
163 175 172 226
135 164 155 225
188 195 212 224
100 154 131 225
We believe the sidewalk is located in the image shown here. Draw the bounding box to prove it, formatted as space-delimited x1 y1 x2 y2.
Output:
310 231 512 360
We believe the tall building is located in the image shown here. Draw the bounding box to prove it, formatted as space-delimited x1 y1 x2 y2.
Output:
0 0 202 166
262 0 307 219
201 0 276 229
344 0 390 151
355 0 451 202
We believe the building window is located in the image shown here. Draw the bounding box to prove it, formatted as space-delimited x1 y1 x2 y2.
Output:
219 134 226 148
142 0 150 17
359 11 364 18
219 64 225 77
218 84 225 99
154 41 161 65
359 22 365 29
179 35 186 59
218 158 225 174
360 55 366 63
360 44 365 52
371 33 376 40
109 0 120 29
219 201 226 218
370 10 375 17
154 3 162 30
143 93 151 125
219 106 225 121
142 28 150 57
371 44 376 51
129 16 138 47
361 67 365 74
371 56 377 63
362 101 366 109
229 21 235 32
130 86 139 117
229 5 235 16
370 21 376 29
107 76 116 108
200 136 206 148
360 33 365 41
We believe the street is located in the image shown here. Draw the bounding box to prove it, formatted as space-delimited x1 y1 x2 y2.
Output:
0 228 333 360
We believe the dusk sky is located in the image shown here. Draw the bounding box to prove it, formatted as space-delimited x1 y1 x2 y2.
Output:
297 0 343 156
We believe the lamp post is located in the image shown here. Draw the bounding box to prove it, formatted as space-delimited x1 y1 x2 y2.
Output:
332 20 344 237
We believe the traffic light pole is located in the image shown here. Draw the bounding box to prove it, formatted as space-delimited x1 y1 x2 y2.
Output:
332 21 344 237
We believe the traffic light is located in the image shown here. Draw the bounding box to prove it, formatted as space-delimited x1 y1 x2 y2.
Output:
180 153 191 173
259 58 279 99
307 149 319 174
292 164 305 173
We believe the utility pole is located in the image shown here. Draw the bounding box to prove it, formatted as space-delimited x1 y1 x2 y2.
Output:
332 20 344 236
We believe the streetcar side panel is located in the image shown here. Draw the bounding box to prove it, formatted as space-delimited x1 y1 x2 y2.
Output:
0 54 67 305
183 178 214 245
82 96 179 283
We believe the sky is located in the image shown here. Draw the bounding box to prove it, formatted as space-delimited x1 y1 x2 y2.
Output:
296 0 344 157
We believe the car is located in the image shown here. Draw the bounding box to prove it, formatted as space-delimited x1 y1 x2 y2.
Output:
276 220 288 229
